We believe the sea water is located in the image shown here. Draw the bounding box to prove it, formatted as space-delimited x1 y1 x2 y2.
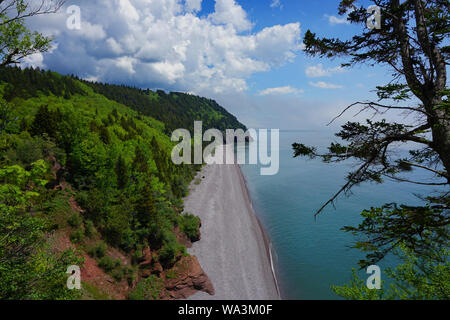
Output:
239 130 446 299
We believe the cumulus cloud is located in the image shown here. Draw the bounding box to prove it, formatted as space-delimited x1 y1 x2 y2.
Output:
258 86 303 96
305 63 346 78
209 0 253 32
25 0 301 94
324 14 350 25
309 81 343 89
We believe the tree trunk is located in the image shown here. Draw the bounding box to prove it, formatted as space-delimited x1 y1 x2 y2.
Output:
429 98 450 183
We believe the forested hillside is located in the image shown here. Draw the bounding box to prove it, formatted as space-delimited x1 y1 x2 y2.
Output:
0 67 247 135
84 79 247 135
0 66 242 299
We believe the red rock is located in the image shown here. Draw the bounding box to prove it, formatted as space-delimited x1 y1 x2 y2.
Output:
164 256 214 299
174 226 193 248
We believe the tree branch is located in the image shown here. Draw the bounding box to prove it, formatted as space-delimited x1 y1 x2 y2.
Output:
401 161 449 178
327 101 432 126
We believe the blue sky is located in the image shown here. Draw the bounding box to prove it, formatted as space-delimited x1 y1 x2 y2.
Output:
24 0 394 130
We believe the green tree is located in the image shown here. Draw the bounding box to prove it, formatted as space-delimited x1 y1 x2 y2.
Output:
132 145 149 173
115 155 128 189
332 244 449 300
30 105 62 138
135 181 157 228
0 0 64 67
98 125 111 145
0 101 17 134
0 160 83 299
293 0 449 299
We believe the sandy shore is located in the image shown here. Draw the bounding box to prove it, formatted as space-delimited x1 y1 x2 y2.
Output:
184 146 279 300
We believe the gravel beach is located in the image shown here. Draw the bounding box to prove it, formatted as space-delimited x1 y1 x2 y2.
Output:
184 146 279 300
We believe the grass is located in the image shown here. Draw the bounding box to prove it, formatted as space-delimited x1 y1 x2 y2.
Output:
128 275 163 300
81 281 111 300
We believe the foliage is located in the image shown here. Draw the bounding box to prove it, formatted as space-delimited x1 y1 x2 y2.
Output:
82 80 247 135
67 212 82 228
0 1 64 67
332 244 449 300
129 275 163 300
331 269 385 300
294 0 449 299
87 241 107 259
177 213 201 241
343 201 449 268
0 62 240 299
69 229 84 244
0 160 83 299
98 256 121 273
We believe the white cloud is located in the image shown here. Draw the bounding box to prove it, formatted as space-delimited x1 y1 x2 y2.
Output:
185 0 202 12
106 38 124 55
324 14 349 25
78 22 106 40
305 63 345 78
258 86 303 96
119 0 140 21
114 56 136 75
29 0 301 94
209 0 253 32
21 52 46 69
309 81 343 89
270 0 283 9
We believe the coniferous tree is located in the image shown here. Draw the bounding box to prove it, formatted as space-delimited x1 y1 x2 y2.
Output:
293 0 449 299
132 146 149 173
30 105 61 138
135 181 157 229
98 125 111 145
115 156 128 190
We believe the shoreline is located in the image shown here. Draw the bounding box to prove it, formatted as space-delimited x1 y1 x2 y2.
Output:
235 164 281 298
184 147 279 300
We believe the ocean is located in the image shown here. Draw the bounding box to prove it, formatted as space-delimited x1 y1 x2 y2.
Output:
239 130 445 299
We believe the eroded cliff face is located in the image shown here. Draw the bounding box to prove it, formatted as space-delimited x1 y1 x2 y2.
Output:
50 157 214 300
161 256 215 299
137 236 214 300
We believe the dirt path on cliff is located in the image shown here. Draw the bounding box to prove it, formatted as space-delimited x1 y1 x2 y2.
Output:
184 145 279 300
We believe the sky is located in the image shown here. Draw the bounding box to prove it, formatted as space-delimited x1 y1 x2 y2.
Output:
23 0 398 130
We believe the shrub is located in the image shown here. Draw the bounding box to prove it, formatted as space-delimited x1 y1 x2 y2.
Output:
69 229 84 244
87 241 107 259
98 256 121 273
111 265 135 283
178 214 200 242
84 220 97 238
67 213 82 228
128 275 163 300
159 238 185 267
123 266 136 286
111 269 124 282
131 245 144 264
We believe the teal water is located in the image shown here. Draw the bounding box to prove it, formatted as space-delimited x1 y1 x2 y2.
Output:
239 130 445 300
